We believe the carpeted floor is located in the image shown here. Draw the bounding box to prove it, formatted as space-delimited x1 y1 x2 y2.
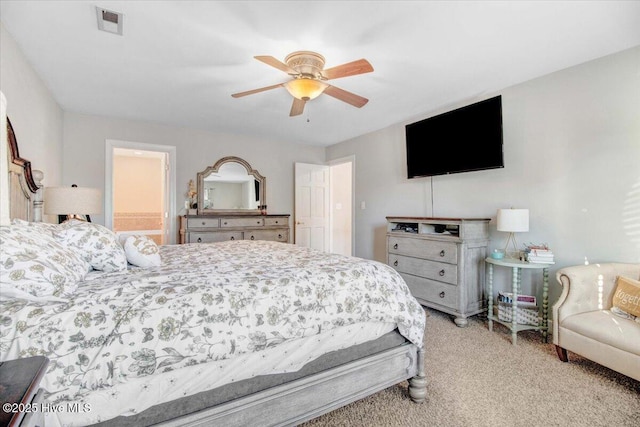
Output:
301 309 640 427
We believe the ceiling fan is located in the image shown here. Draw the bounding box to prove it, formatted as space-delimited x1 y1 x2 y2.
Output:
231 51 374 117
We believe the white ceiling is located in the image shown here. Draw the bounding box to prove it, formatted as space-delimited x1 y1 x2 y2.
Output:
1 1 639 147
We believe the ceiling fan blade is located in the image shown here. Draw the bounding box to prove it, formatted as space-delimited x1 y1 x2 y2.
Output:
255 56 298 75
290 98 306 116
323 85 369 108
321 59 373 80
231 83 285 98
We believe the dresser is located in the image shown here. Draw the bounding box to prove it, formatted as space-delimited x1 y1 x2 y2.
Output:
386 217 490 327
179 214 290 244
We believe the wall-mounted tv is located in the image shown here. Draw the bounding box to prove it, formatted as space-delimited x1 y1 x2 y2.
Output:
405 95 504 178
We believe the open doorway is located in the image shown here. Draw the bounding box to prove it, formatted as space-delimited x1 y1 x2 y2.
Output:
105 140 177 244
294 157 354 256
329 157 354 256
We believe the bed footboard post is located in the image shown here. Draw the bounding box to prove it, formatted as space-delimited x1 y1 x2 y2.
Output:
408 346 427 403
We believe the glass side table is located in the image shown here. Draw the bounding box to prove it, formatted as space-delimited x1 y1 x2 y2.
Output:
485 257 550 345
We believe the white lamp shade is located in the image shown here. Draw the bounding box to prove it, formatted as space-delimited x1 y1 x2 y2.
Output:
44 186 102 215
497 208 529 232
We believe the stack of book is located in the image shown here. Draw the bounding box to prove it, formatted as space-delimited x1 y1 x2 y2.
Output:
497 292 539 325
497 291 537 307
524 244 555 264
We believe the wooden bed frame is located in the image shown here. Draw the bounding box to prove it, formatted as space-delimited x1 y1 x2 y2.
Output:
2 109 427 426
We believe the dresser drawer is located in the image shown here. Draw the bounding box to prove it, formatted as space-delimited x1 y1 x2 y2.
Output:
221 217 264 228
189 231 242 243
264 217 288 227
388 236 457 264
400 273 458 310
187 217 219 228
389 254 458 285
244 229 289 242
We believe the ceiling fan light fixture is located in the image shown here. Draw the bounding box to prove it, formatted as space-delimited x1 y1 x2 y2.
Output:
284 78 328 101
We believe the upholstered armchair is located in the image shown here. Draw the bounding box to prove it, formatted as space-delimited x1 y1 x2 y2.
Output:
553 263 640 381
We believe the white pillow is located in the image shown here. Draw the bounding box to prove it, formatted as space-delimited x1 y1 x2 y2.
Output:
0 224 89 300
123 235 161 268
54 220 127 272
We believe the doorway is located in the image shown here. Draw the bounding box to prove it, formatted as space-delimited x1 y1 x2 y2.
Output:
105 140 177 244
294 157 354 255
329 157 354 256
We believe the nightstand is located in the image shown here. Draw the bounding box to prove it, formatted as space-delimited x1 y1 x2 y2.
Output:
0 356 49 427
485 257 550 345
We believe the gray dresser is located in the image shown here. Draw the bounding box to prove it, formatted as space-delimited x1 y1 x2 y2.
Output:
180 214 290 244
386 217 490 327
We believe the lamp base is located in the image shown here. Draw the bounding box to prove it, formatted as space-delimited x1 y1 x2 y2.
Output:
58 214 92 224
503 232 522 259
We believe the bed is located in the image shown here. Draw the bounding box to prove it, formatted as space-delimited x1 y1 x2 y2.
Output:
0 110 427 427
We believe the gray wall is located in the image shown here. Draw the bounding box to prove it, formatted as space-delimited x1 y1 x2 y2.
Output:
62 112 325 229
327 46 640 303
0 23 64 205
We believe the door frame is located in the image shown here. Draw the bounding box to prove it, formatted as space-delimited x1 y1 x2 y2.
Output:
105 139 177 244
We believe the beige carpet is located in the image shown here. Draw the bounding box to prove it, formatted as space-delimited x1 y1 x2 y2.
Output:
302 309 640 427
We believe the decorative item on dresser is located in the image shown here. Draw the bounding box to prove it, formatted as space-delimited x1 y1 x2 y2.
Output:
182 155 290 243
387 217 490 327
196 156 265 215
179 213 290 243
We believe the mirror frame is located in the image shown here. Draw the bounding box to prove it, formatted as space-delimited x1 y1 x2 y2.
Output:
196 156 266 215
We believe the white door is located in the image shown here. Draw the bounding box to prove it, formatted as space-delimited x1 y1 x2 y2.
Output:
294 163 330 251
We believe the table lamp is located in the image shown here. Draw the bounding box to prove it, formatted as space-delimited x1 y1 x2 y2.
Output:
497 208 529 258
44 185 102 223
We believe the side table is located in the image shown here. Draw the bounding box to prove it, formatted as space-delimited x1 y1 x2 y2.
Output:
0 356 49 427
485 257 550 345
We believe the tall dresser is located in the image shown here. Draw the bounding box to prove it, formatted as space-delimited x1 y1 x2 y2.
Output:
386 217 490 327
179 214 290 244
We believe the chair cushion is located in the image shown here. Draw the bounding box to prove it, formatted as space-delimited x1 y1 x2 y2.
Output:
561 310 640 356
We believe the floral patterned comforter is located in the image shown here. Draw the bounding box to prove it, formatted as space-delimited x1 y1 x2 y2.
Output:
0 240 425 405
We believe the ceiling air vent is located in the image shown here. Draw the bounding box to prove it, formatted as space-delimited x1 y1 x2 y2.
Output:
96 6 123 35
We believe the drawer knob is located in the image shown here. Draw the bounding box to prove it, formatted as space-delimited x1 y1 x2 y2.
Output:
393 260 398 267
201 221 206 225
440 250 445 257
275 220 279 224
278 234 283 239
439 269 445 276
230 236 235 241
393 243 398 250
257 221 261 224
223 221 227 225
197 237 202 243
251 236 255 240
439 291 445 298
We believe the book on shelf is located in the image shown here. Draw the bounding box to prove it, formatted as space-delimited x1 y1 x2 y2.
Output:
497 291 537 307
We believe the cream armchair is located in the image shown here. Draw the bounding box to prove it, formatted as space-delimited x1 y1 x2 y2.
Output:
553 263 640 381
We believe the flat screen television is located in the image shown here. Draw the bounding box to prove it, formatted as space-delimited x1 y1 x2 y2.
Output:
405 95 504 178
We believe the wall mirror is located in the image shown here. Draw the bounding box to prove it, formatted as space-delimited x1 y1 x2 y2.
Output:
197 156 265 215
